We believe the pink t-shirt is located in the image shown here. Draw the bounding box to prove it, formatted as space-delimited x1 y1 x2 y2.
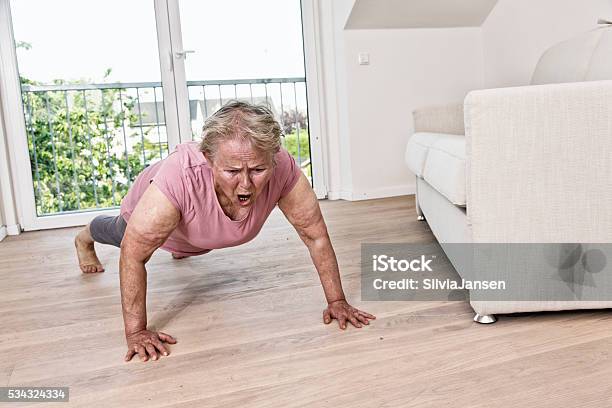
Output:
120 141 301 256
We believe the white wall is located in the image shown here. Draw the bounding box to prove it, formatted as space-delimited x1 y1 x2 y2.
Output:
340 27 483 199
482 0 612 88
321 1 484 200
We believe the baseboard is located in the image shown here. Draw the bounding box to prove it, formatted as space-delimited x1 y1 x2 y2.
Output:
0 226 7 242
327 185 416 201
348 184 416 201
6 223 20 235
327 190 353 201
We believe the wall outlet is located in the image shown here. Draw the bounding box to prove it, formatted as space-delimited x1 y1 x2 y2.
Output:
358 52 370 65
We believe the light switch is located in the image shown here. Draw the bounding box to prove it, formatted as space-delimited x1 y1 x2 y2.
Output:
358 52 370 65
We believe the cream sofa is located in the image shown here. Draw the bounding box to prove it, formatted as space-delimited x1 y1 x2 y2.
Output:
405 24 612 323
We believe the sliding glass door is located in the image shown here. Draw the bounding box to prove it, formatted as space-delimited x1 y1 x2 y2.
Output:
3 0 323 230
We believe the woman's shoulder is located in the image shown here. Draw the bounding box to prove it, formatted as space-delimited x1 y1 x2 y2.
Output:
172 141 208 169
273 147 296 172
271 148 301 198
153 142 209 188
150 142 207 218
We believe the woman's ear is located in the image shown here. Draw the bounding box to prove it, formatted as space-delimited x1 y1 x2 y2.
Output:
203 152 213 165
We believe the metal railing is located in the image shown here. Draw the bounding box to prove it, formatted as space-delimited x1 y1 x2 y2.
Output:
20 77 309 216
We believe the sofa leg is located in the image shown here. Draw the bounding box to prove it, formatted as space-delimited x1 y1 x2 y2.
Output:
473 313 497 324
415 176 425 221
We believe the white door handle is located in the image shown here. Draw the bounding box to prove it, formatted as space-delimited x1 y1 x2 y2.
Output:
174 50 195 59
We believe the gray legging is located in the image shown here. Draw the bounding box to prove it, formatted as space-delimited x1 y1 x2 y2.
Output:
89 214 127 248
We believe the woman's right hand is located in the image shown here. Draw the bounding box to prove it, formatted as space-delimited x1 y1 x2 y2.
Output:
124 329 177 362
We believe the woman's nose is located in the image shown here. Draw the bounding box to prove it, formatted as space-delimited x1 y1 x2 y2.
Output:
239 172 252 189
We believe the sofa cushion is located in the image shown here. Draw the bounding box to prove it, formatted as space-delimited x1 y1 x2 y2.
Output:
587 26 612 81
531 26 612 85
406 132 466 206
405 132 445 177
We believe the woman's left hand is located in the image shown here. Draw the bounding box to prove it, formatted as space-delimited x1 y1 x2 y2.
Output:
323 300 376 329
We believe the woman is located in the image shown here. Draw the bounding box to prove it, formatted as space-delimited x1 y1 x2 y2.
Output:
74 101 375 363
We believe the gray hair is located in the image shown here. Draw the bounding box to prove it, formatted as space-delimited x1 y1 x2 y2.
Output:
199 100 283 164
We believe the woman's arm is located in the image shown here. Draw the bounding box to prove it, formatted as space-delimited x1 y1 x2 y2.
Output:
278 174 376 329
120 183 180 362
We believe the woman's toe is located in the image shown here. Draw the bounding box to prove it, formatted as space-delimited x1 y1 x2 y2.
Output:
82 264 96 273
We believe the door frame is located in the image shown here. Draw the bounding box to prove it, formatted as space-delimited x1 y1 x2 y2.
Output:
0 0 36 231
156 0 191 148
299 0 328 199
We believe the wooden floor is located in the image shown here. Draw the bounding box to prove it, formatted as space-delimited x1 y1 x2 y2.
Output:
1 196 612 407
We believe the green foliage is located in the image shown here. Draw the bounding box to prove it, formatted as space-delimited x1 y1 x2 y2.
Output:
283 129 311 178
24 85 167 215
284 129 310 164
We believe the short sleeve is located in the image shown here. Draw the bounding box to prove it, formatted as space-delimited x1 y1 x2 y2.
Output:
275 148 302 198
150 153 186 213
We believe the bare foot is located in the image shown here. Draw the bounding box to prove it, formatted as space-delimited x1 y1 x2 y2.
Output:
172 253 190 260
75 227 105 273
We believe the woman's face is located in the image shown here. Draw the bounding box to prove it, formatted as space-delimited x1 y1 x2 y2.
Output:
207 138 274 208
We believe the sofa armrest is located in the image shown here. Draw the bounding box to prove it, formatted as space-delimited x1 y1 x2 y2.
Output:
413 102 465 135
465 80 612 242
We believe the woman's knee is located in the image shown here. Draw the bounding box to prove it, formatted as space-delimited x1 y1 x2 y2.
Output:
89 215 126 248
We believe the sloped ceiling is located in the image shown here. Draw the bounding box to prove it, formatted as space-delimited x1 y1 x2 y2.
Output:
345 0 499 29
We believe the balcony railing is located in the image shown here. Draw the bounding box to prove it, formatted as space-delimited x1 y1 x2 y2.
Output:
20 77 309 216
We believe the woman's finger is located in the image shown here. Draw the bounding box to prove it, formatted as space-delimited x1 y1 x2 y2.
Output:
153 339 169 357
158 332 177 344
145 343 158 361
135 344 148 362
348 315 362 328
357 310 376 319
124 349 136 362
323 309 332 324
355 313 370 325
337 315 347 330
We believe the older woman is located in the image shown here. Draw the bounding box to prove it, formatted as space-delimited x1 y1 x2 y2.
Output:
74 101 375 362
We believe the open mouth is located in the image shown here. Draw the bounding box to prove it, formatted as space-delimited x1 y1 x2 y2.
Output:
237 193 252 204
